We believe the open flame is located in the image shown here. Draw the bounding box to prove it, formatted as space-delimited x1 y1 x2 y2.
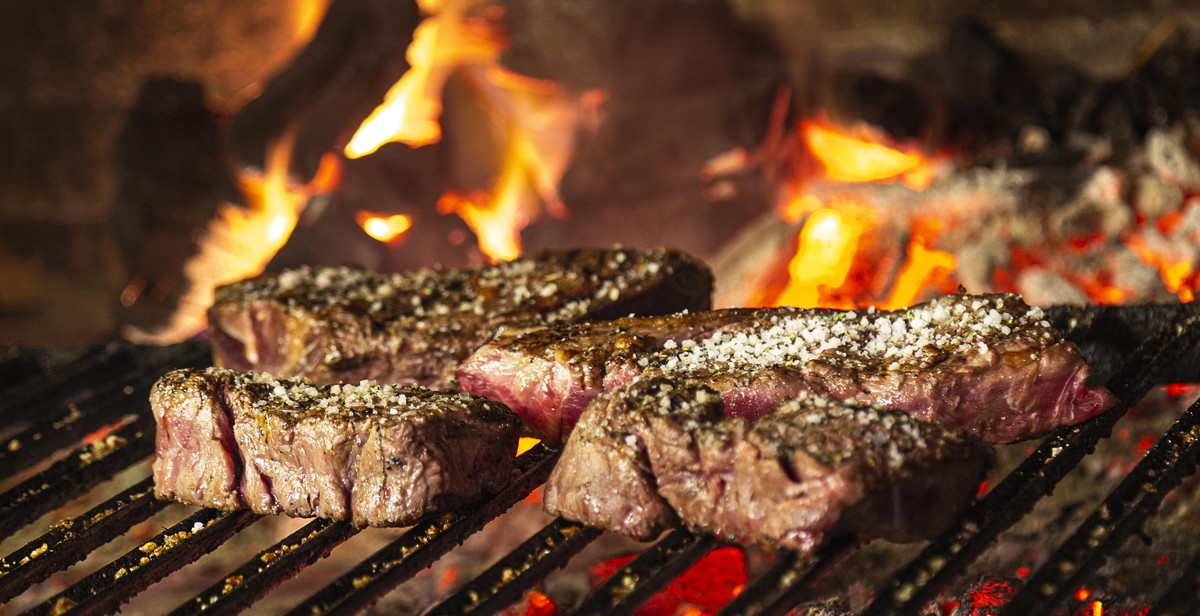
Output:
763 118 951 309
801 117 934 189
122 135 340 343
344 0 584 263
774 203 866 309
356 211 413 244
344 0 500 156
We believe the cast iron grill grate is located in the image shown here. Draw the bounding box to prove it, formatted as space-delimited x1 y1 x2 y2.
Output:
1 302 1198 615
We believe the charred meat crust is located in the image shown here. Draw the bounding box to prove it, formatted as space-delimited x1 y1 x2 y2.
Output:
544 378 993 552
151 367 521 527
207 247 713 388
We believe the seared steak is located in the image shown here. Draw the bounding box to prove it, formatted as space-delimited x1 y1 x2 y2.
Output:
151 368 520 527
544 378 992 551
459 294 1115 444
208 247 712 387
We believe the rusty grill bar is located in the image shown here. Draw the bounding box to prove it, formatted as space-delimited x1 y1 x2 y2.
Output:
1 302 1200 615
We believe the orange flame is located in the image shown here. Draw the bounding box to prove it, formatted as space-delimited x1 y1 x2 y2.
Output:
769 119 946 310
775 204 866 308
346 0 583 263
801 118 934 188
290 0 331 45
345 0 502 156
356 211 413 243
121 136 340 343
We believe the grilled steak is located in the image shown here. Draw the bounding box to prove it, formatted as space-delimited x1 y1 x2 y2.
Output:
151 368 521 526
459 294 1115 444
208 247 712 387
544 378 992 551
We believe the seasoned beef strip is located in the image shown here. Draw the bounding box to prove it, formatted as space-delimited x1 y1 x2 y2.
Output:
208 247 712 387
151 368 520 527
544 378 992 551
458 294 1115 444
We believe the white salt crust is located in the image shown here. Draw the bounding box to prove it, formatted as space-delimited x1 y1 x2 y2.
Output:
654 294 1050 374
196 367 493 418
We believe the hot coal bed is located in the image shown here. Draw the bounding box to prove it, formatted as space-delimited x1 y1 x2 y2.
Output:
10 0 1200 615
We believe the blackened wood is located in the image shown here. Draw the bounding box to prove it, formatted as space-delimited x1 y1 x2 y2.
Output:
227 0 421 179
111 78 240 335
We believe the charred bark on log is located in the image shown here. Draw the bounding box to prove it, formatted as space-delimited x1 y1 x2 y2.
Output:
227 0 422 179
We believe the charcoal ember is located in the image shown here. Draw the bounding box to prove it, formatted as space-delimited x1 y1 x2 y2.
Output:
545 378 992 552
151 367 520 526
209 247 712 387
460 294 1115 445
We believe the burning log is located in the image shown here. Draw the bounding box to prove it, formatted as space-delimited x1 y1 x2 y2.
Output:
226 0 421 179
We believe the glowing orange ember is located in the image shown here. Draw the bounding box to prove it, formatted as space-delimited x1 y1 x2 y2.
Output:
801 118 934 188
1125 234 1195 302
590 546 747 615
766 117 949 311
437 190 522 262
356 211 413 243
524 590 558 616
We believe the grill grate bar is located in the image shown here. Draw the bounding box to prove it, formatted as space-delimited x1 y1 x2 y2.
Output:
0 423 153 540
428 518 602 615
1147 545 1200 616
863 309 1200 616
0 342 207 476
719 536 858 616
169 518 361 616
571 530 718 616
1002 393 1200 614
289 446 559 616
27 508 260 616
0 343 130 419
0 477 167 604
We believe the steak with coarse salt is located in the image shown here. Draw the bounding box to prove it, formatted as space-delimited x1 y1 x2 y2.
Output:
151 367 520 527
544 377 992 551
458 294 1115 444
208 247 712 388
